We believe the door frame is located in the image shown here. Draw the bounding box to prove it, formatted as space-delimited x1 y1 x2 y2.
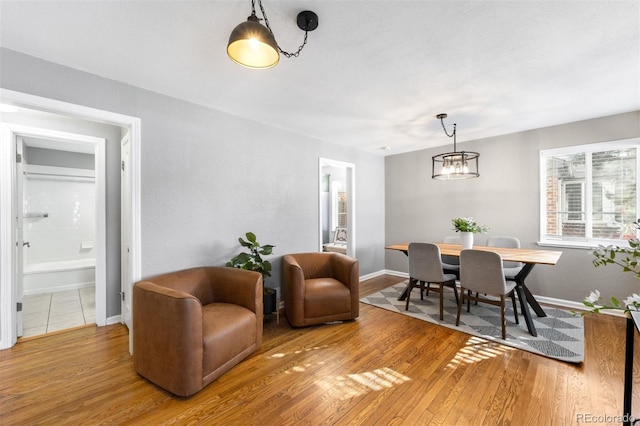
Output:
120 132 132 333
318 158 356 257
0 88 142 351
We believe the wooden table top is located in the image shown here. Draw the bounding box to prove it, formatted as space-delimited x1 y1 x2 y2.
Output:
385 242 562 265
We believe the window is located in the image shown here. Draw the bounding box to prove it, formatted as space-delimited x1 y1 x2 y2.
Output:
540 139 640 247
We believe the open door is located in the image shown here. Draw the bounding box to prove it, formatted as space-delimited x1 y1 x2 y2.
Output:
15 137 25 338
121 132 132 332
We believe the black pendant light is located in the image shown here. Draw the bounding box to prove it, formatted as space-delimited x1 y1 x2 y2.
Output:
432 113 480 180
227 0 318 69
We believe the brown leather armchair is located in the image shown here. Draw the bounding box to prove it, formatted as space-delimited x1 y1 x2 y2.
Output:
282 252 359 327
133 266 263 397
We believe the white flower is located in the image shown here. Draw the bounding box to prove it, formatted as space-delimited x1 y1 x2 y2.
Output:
624 294 640 311
585 290 601 304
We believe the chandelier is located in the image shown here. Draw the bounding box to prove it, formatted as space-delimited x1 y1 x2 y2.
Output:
432 113 480 180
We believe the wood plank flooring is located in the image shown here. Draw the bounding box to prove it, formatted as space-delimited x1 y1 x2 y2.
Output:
1 274 638 425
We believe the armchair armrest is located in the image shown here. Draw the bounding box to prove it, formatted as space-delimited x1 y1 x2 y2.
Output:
331 254 359 290
133 281 204 396
282 255 306 325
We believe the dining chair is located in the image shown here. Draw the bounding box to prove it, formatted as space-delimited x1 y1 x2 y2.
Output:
441 236 460 278
406 242 458 320
456 249 519 339
487 236 524 279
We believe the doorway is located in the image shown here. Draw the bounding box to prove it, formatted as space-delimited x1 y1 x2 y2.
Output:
18 133 103 337
0 88 141 352
318 158 355 257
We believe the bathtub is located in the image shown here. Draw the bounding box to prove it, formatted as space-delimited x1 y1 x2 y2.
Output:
23 258 95 295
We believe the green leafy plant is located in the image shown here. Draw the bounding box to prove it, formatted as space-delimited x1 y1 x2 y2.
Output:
592 238 640 278
452 217 488 234
578 219 640 316
226 232 275 280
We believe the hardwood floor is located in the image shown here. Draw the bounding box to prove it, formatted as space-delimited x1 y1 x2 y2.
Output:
1 274 638 425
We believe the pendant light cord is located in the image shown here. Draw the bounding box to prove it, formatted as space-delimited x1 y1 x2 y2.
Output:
256 0 310 58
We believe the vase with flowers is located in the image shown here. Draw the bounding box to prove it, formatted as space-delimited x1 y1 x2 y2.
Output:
451 217 488 249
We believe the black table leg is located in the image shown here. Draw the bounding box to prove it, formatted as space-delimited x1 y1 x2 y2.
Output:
400 279 414 304
398 286 409 301
512 263 547 336
515 285 537 337
514 262 548 317
624 316 634 426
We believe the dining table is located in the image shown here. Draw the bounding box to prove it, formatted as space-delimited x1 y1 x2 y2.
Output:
385 242 563 337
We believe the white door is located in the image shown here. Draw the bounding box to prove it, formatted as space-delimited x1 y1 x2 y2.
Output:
121 132 132 331
15 137 25 337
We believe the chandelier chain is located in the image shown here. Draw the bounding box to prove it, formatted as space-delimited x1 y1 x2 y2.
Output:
440 119 456 138
257 0 309 58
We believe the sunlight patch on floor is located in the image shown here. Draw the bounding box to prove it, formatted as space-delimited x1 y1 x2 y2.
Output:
447 335 515 369
315 367 411 400
268 343 333 360
266 344 411 399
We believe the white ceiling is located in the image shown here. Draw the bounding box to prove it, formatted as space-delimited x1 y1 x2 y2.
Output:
1 0 638 156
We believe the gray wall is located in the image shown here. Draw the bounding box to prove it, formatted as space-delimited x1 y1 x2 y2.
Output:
0 48 386 320
386 111 640 304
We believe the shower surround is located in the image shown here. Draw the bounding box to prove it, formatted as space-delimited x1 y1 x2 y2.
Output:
23 165 96 295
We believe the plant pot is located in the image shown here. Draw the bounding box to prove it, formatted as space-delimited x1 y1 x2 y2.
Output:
460 232 474 249
263 287 277 314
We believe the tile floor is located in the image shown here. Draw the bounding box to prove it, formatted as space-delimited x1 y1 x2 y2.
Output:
22 287 95 338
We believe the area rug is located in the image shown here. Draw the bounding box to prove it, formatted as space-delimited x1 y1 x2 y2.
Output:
360 281 584 363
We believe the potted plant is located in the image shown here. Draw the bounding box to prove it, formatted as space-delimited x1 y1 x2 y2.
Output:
452 217 488 249
226 232 277 315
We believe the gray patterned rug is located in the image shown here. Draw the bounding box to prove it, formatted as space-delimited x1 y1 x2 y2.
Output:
360 281 584 363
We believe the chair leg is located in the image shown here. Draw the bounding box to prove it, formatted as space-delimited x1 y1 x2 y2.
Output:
439 284 444 320
452 285 459 305
510 291 519 324
456 286 465 326
420 281 425 300
425 282 430 297
467 290 471 312
500 295 507 339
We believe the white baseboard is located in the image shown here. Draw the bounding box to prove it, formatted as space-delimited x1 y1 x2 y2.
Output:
359 270 385 281
383 269 409 278
106 315 122 325
535 295 626 317
377 269 627 318
24 282 95 296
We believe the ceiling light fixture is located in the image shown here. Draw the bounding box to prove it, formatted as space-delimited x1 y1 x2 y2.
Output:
227 0 318 69
432 113 480 180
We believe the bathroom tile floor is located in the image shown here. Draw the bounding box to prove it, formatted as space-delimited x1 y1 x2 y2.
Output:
22 287 95 338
